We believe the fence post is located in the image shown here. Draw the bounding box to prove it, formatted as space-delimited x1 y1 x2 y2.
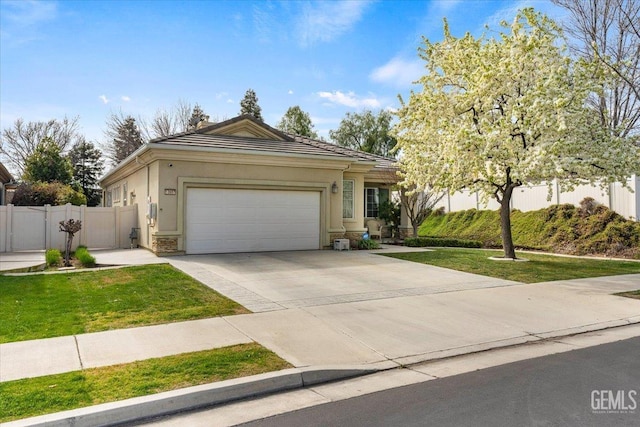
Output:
6 204 13 252
79 205 86 247
45 204 52 250
115 206 121 248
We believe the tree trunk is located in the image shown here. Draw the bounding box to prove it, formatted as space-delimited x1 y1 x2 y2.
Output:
65 235 73 266
412 222 418 238
499 186 516 259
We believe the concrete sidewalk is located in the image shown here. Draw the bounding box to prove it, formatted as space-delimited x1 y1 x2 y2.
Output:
0 248 166 272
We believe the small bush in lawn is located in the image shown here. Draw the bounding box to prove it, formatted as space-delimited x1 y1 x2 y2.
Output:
45 249 62 267
358 239 381 250
404 237 482 248
74 247 96 268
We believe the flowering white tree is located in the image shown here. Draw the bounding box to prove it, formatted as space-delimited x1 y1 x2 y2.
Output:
393 8 639 259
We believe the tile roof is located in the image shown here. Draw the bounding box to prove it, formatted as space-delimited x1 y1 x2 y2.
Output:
149 131 397 169
150 133 353 159
291 135 397 169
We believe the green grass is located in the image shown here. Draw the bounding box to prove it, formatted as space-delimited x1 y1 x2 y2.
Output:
382 248 640 283
617 290 640 300
0 264 248 343
0 343 291 423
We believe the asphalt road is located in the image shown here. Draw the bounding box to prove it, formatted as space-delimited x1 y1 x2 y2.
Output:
242 337 640 427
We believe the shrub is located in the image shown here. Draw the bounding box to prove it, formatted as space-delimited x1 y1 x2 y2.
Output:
358 239 381 250
74 247 96 268
11 182 87 206
45 249 62 267
404 237 482 248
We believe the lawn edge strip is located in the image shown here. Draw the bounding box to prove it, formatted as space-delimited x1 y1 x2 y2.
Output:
5 366 376 427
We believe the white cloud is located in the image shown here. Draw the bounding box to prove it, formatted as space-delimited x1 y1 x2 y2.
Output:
288 89 294 95
216 92 229 100
3 0 57 26
252 2 275 43
317 91 381 109
1 0 58 46
226 99 234 104
296 1 371 47
121 95 130 102
370 57 423 87
98 95 109 104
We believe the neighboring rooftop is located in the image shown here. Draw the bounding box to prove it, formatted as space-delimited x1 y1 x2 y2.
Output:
0 162 14 183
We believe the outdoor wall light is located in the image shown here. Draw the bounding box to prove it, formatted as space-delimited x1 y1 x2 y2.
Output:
331 181 339 193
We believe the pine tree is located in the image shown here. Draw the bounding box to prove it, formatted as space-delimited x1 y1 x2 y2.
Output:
239 89 263 121
105 114 144 165
188 103 210 130
68 139 104 206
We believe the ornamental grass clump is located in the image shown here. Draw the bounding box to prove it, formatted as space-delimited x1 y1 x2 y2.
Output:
74 246 96 268
45 249 62 267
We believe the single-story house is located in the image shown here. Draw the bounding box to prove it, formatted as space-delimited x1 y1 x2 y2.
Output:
99 115 402 255
0 162 16 206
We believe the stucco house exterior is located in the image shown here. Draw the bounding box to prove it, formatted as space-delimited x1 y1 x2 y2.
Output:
99 115 400 255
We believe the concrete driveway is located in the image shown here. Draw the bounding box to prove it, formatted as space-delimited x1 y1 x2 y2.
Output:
167 248 640 368
166 248 520 311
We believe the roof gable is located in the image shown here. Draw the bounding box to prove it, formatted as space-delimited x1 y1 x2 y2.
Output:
197 115 291 141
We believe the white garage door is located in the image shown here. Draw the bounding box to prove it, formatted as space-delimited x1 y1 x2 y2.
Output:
186 188 320 254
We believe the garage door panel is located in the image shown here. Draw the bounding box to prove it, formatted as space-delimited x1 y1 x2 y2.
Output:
186 188 320 254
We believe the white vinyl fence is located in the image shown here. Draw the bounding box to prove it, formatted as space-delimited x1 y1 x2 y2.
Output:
435 176 640 221
0 204 137 252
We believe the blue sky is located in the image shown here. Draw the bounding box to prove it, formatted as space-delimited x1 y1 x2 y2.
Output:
0 0 566 154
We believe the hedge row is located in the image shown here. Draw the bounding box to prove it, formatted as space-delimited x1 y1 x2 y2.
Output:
404 237 482 248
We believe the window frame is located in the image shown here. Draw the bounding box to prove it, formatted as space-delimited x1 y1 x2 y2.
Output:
342 179 355 219
112 185 121 203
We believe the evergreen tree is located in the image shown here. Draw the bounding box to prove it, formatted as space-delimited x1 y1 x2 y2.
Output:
104 113 144 165
277 106 318 138
239 89 263 121
188 103 210 130
68 139 104 206
23 137 73 184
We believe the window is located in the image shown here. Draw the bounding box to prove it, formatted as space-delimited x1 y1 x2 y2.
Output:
365 188 389 218
112 186 121 203
122 183 128 206
365 188 378 218
106 190 112 207
342 180 354 219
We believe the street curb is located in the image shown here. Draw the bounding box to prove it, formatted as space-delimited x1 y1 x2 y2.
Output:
393 318 640 367
3 366 377 427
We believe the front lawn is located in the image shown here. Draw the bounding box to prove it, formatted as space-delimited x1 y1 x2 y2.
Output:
0 264 248 343
0 343 291 423
382 248 640 283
